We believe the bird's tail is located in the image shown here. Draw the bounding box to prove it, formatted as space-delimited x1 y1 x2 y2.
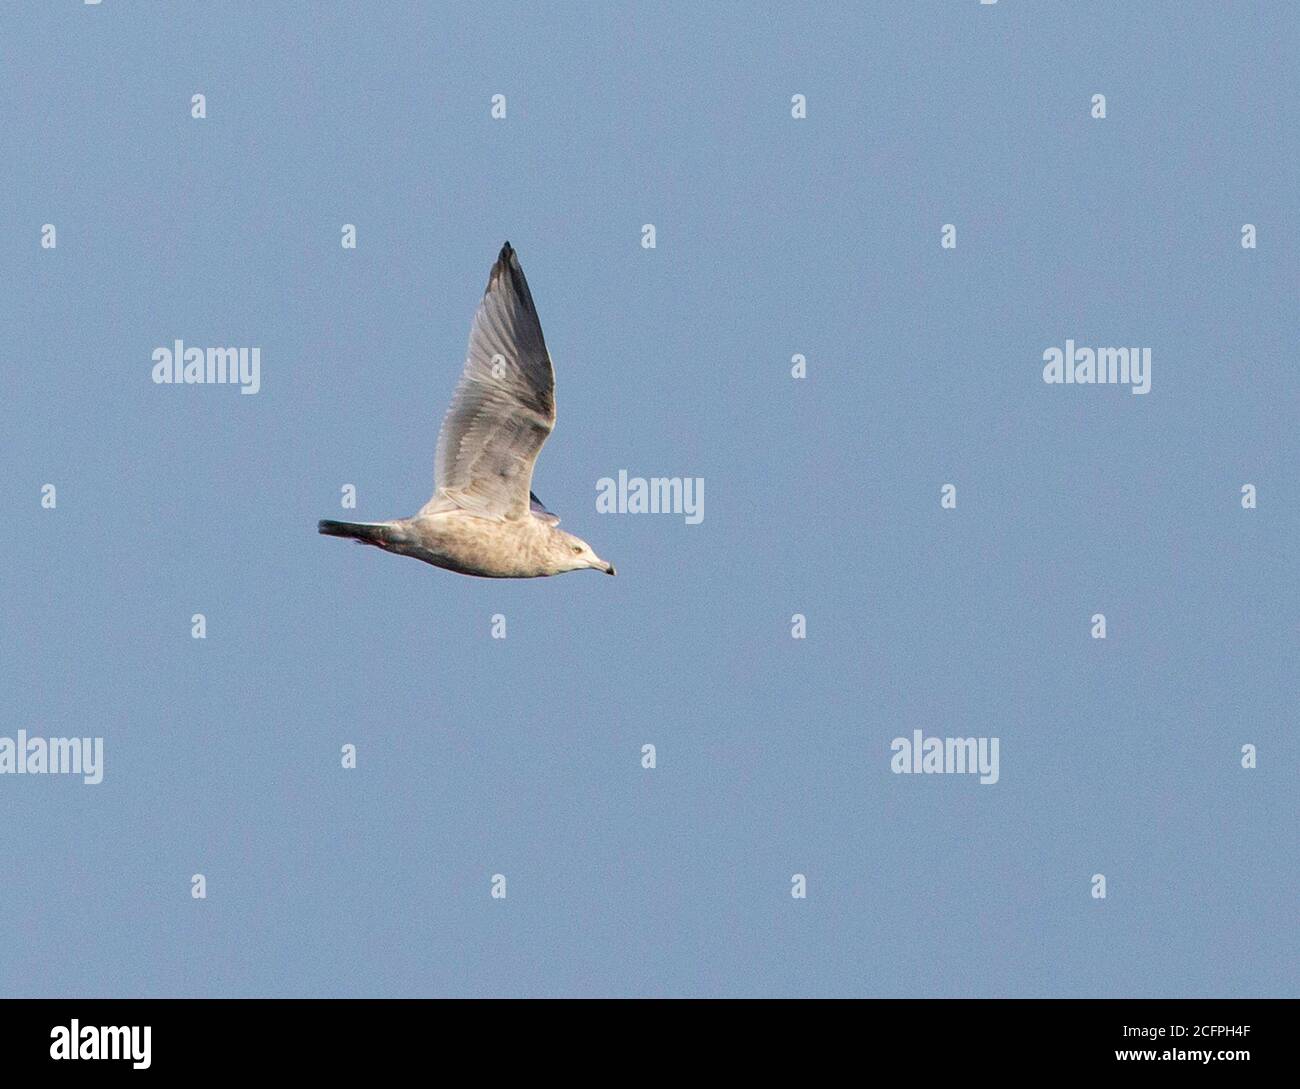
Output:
318 519 393 547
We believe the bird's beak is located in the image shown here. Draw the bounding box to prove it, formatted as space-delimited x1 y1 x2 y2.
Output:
603 561 617 576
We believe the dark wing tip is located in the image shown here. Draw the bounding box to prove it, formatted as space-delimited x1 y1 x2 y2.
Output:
485 241 534 313
486 241 519 294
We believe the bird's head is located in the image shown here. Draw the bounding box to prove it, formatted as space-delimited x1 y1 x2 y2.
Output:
556 530 615 575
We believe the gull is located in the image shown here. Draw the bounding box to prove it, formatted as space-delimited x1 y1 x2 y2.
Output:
319 242 616 578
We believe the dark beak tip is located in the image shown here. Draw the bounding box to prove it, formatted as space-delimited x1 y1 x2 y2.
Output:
606 565 617 576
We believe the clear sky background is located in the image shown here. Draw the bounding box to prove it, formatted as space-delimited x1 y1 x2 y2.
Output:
1 2 1295 997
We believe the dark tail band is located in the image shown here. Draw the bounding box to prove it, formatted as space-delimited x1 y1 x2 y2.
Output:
318 520 390 546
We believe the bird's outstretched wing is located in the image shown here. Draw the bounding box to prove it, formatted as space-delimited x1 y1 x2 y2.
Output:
422 243 556 520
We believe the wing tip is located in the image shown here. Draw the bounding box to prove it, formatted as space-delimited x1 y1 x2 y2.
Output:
486 241 533 310
487 241 519 294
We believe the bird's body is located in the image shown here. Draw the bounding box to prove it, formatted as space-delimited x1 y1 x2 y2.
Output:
318 243 615 579
320 506 592 579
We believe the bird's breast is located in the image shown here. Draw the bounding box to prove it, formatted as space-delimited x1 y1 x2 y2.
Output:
405 512 554 579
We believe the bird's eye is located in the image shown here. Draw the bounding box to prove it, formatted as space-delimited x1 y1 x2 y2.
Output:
572 545 583 554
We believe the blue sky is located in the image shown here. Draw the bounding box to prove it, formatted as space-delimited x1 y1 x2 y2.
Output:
1 2 1295 997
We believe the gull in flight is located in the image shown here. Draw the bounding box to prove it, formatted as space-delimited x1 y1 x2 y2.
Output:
319 242 616 578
